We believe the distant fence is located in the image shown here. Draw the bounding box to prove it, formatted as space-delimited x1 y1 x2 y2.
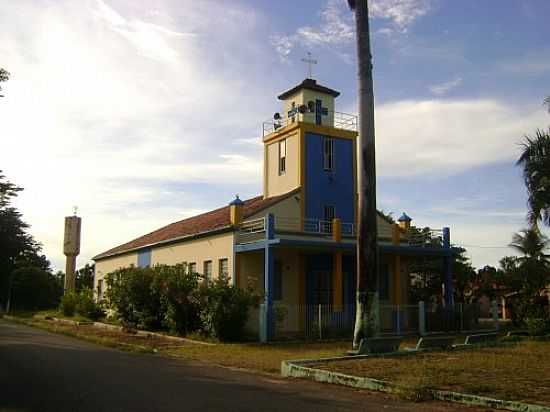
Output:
265 301 496 341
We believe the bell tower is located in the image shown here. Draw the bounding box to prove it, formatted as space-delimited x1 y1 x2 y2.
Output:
262 78 357 229
263 79 343 199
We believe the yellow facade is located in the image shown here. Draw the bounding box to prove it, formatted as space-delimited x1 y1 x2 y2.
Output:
94 252 138 292
151 232 234 279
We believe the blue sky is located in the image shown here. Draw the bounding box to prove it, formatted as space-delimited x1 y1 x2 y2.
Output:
0 0 549 270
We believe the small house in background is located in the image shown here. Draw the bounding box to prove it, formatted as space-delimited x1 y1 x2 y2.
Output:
93 79 455 341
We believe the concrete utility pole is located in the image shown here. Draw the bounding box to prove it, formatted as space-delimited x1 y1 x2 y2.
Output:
348 0 379 348
63 210 81 293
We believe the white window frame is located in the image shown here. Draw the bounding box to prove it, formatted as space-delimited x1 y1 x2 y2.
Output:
188 262 197 275
323 137 334 171
278 139 287 175
218 258 229 278
203 260 212 281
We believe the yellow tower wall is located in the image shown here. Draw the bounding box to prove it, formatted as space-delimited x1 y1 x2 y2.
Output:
264 131 300 198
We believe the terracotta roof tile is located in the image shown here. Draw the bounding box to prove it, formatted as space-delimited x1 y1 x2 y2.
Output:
93 189 299 260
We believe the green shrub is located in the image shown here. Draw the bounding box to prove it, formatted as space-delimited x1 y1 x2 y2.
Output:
59 292 78 317
105 266 165 330
199 275 261 342
156 264 201 335
76 288 103 320
526 317 550 336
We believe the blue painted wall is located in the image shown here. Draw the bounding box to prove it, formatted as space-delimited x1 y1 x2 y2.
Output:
304 133 355 223
137 248 151 268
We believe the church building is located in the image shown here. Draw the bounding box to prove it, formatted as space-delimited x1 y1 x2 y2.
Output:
93 78 454 341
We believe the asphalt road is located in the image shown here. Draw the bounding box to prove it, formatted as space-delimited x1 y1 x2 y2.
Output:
0 320 488 412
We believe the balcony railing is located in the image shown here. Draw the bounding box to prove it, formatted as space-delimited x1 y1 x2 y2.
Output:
262 110 358 137
235 216 448 250
406 228 445 247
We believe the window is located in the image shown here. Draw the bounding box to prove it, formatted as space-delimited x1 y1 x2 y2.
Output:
323 137 334 171
323 205 335 233
290 101 296 123
97 279 103 300
273 260 283 301
219 258 229 278
203 260 212 281
278 139 286 175
324 205 335 221
188 262 197 274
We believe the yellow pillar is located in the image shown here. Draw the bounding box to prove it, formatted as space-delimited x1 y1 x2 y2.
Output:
392 224 401 305
332 218 342 242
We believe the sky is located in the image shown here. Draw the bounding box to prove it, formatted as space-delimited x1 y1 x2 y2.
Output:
1 0 549 271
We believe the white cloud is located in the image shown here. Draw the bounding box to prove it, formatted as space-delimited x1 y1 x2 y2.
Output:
0 0 271 271
370 0 434 31
429 77 462 96
369 99 549 177
270 0 436 61
270 0 354 62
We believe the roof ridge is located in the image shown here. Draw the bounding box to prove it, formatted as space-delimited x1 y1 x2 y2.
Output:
93 190 298 261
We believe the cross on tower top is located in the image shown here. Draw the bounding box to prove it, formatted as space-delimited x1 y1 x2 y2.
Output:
301 52 317 79
73 205 78 216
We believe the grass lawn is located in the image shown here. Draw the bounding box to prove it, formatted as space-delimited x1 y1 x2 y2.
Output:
8 316 352 374
160 342 352 374
316 341 550 406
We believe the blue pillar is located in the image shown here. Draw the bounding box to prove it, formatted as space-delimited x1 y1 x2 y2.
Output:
261 214 275 342
442 227 454 307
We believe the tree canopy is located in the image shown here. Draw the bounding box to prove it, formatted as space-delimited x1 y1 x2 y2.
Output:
0 68 9 96
0 171 58 310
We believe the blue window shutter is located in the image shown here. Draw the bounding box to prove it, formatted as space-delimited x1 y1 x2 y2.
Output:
137 248 151 268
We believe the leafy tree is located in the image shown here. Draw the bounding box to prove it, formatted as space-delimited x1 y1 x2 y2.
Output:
0 171 52 309
500 228 550 323
517 128 550 227
0 68 8 97
76 263 95 291
9 267 61 310
451 248 477 304
509 228 550 295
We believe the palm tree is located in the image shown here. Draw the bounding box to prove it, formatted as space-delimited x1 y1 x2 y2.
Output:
0 68 9 97
509 227 550 295
516 128 550 227
348 0 379 348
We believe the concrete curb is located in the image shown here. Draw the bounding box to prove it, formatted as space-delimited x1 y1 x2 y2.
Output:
29 315 216 346
281 359 550 412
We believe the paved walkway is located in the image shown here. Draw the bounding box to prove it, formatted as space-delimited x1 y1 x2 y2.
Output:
0 320 489 412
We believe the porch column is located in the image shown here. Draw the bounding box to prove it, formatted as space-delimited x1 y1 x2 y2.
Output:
332 218 343 312
443 227 454 307
261 213 275 342
333 252 343 312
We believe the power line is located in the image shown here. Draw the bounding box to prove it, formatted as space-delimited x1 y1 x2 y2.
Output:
458 244 512 249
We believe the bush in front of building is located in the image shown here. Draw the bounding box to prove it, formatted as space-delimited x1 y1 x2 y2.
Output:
525 317 550 336
76 288 104 321
105 266 165 330
199 274 262 342
156 264 202 335
104 265 261 341
59 291 78 317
